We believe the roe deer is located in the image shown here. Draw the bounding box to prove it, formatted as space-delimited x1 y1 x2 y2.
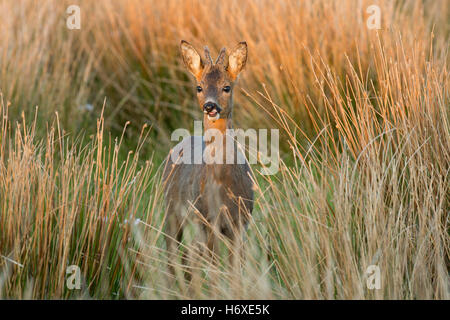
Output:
162 40 254 274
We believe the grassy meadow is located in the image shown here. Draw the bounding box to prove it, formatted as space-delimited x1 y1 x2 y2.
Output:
0 0 448 299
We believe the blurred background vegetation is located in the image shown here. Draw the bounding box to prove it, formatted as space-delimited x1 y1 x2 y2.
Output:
0 0 448 299
1 0 446 157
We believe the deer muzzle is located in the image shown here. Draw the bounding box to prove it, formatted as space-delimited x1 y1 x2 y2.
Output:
203 102 222 121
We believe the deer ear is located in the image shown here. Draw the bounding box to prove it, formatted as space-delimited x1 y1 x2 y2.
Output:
227 42 247 80
180 40 204 80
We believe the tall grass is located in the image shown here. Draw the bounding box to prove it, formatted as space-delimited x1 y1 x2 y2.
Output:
2 0 447 140
0 99 159 298
135 36 449 299
0 0 448 299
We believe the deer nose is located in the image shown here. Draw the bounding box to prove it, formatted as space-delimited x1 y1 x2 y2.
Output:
203 102 221 113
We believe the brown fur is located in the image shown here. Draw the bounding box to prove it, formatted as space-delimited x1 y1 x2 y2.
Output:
163 41 253 272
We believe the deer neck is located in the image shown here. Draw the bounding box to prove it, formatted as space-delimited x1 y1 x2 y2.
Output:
203 114 233 142
203 113 237 169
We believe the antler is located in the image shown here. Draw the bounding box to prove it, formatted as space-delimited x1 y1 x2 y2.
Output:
215 47 228 68
204 46 213 65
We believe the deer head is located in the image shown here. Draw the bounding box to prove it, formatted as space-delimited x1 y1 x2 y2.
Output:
180 40 248 124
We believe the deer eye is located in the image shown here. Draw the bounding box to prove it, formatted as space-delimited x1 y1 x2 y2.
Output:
223 86 231 93
196 86 203 93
